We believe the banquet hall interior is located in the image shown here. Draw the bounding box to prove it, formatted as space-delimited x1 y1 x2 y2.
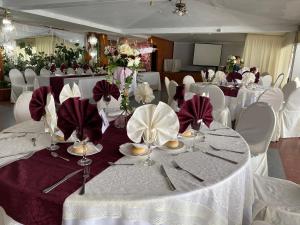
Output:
0 0 300 225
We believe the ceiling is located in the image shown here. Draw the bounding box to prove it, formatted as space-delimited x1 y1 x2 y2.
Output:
1 0 300 42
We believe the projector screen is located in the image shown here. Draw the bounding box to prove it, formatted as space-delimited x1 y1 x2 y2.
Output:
193 44 222 66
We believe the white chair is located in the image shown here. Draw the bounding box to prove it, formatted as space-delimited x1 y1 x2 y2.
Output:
76 67 84 75
207 69 215 80
259 75 272 88
260 72 270 77
294 77 300 87
85 68 93 75
236 102 275 176
168 80 178 106
13 91 33 123
24 68 37 86
9 69 33 103
212 71 226 85
67 68 75 75
39 68 51 76
201 70 206 81
253 175 300 225
55 69 64 76
273 73 284 88
182 75 195 92
164 76 170 100
198 85 231 127
280 87 300 138
252 221 273 225
257 88 284 142
242 72 256 86
282 81 297 102
238 67 250 74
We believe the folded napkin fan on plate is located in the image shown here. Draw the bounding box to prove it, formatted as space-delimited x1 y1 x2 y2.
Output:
29 86 51 121
57 98 103 144
177 95 213 133
93 80 120 102
59 83 81 104
127 101 179 146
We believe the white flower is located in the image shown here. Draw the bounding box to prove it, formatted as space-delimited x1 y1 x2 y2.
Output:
233 59 237 64
127 58 134 67
133 49 140 56
118 43 133 56
231 55 236 60
134 57 141 67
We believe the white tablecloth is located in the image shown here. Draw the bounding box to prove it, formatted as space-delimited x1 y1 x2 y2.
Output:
0 120 253 225
137 72 161 90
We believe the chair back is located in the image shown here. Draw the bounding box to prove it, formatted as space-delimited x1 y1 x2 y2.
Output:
24 68 37 85
273 73 284 88
208 69 215 80
85 68 93 75
242 72 256 85
76 68 84 75
55 69 64 75
257 88 284 112
164 76 170 96
40 68 51 76
9 69 26 85
182 75 195 92
285 87 300 111
198 85 225 111
236 102 275 155
201 70 206 81
260 72 270 76
168 80 178 105
14 91 33 123
67 68 75 75
259 75 272 87
294 77 300 87
282 81 297 102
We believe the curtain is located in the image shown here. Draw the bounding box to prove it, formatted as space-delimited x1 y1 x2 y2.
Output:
35 36 77 55
243 34 282 79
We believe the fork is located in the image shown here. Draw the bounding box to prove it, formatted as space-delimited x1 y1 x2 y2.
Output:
79 166 90 195
209 145 245 154
172 161 204 182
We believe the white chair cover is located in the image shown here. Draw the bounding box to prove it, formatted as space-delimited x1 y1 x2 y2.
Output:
236 102 275 176
67 68 75 75
85 68 93 75
257 88 284 141
242 72 256 86
40 68 51 76
280 87 300 138
212 71 226 85
253 175 300 225
238 67 250 74
207 69 215 80
182 75 195 92
260 72 270 77
13 91 33 123
294 77 300 87
201 70 206 81
76 68 84 75
55 69 64 76
9 69 33 103
164 76 170 97
259 75 272 88
198 85 231 127
282 81 297 102
252 221 273 225
24 68 36 85
273 73 284 88
168 80 178 106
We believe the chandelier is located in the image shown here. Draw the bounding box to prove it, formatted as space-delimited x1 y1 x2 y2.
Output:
88 34 98 46
173 0 188 16
2 9 14 33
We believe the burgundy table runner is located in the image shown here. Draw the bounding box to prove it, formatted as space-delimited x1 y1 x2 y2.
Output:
0 124 130 225
219 86 239 97
50 74 105 102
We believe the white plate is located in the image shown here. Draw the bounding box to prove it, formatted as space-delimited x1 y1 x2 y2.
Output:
119 143 150 157
178 131 196 139
159 141 186 154
67 143 103 156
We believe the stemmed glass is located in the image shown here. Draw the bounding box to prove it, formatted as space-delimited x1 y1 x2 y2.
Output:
191 119 204 151
77 138 92 166
45 118 60 151
143 132 156 166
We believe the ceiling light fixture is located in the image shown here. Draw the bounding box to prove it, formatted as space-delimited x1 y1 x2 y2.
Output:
173 0 188 16
2 9 15 33
88 34 98 46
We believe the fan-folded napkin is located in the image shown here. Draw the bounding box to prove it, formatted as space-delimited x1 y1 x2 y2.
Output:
59 83 81 104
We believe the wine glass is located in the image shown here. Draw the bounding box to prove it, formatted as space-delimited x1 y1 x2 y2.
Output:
191 119 204 151
143 133 156 166
77 138 92 166
45 120 59 151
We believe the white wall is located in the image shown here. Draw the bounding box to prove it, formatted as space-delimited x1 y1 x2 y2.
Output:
173 41 245 71
291 43 300 80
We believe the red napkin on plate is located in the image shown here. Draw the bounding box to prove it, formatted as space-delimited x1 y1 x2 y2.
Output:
227 72 242 82
29 86 51 121
57 98 103 144
177 95 213 133
93 80 120 102
173 84 185 108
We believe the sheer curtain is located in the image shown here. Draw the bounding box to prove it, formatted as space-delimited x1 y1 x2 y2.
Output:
35 36 77 55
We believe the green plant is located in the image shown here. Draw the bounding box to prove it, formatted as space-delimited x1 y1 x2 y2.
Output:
0 80 11 88
54 43 84 66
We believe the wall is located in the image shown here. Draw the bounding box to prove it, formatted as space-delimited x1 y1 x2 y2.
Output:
291 42 300 80
173 42 245 71
149 36 174 73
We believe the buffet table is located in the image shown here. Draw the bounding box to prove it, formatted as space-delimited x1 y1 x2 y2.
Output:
0 120 253 225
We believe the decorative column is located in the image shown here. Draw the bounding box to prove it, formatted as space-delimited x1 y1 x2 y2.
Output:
98 34 108 66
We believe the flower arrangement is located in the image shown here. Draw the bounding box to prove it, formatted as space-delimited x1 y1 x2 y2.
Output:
226 55 244 73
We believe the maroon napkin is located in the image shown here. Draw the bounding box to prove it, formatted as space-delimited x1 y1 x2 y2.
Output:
29 86 51 121
227 72 242 82
178 95 213 133
93 80 120 102
60 63 67 73
173 84 185 108
57 98 102 144
50 64 56 73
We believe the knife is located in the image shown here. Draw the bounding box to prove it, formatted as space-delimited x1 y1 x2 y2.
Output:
160 165 176 191
204 152 238 164
43 169 83 194
206 133 240 138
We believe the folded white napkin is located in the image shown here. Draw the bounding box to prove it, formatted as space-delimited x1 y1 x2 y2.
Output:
45 93 57 133
208 69 215 80
212 71 226 85
242 72 256 86
127 102 179 146
134 82 155 104
59 83 81 104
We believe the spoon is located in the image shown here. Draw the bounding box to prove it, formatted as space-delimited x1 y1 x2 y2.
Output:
51 152 70 162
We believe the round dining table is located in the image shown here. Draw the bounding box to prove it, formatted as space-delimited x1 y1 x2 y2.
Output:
0 120 253 225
